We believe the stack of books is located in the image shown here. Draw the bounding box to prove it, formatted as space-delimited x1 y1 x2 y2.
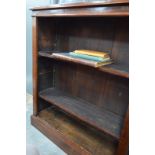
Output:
52 49 112 68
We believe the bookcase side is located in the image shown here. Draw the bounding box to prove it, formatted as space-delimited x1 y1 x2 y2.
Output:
116 108 129 155
32 17 39 116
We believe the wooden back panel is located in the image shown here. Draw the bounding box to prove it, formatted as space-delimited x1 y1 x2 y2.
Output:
38 17 129 66
37 17 129 117
38 18 58 51
54 61 128 117
112 18 129 66
56 17 114 53
38 57 53 91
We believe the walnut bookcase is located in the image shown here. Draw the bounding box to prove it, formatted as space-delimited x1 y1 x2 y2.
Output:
31 1 129 155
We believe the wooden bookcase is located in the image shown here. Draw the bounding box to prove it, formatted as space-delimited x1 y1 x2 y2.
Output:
31 1 129 155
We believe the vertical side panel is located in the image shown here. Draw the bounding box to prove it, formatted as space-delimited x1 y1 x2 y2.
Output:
32 17 38 116
116 108 129 155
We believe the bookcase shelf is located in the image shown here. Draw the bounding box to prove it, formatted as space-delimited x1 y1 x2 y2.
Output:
38 51 129 78
98 64 128 78
39 87 123 140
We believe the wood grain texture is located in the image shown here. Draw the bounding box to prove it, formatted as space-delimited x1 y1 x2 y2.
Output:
32 2 129 154
31 115 88 155
111 18 129 66
37 16 129 78
38 57 53 92
53 61 129 117
32 6 128 17
38 18 58 51
32 17 38 116
98 63 128 78
39 87 123 139
37 17 127 53
31 107 117 155
31 0 129 11
38 51 128 78
116 109 129 155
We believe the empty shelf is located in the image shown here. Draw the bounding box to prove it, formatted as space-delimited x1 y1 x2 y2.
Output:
39 87 123 139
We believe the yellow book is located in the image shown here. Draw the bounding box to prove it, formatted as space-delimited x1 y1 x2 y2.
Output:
74 49 110 58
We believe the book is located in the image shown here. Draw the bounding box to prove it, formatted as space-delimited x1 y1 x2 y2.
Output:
52 53 112 68
74 49 110 58
69 52 110 62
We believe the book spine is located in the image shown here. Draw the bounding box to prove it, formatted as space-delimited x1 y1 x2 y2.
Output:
69 52 105 62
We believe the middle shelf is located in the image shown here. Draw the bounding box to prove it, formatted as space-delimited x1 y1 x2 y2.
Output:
38 51 129 78
39 87 123 140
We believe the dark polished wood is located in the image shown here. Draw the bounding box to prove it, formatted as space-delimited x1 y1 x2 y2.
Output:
32 17 38 116
39 51 128 78
37 16 128 78
39 87 123 139
53 61 129 118
32 6 128 17
116 109 129 155
31 115 90 155
31 107 117 155
31 0 128 11
31 1 129 155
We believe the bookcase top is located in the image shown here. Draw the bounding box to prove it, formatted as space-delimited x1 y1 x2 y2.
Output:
31 0 129 11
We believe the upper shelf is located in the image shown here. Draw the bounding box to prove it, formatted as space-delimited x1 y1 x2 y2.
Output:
38 51 129 78
31 0 129 10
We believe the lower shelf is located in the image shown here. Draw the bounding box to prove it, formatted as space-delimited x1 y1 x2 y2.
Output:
39 88 123 139
31 107 117 155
